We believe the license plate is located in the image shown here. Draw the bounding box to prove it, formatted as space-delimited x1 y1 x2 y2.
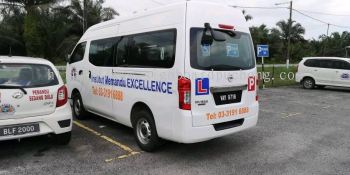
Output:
0 123 40 137
213 91 242 105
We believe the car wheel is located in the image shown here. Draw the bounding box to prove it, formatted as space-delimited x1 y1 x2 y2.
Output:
302 78 315 89
54 132 71 145
72 93 88 120
133 110 163 152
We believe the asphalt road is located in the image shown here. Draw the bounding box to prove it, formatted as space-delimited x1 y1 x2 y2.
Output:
1 86 350 175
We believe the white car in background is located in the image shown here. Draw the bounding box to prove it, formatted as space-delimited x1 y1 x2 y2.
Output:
0 56 72 144
296 57 350 89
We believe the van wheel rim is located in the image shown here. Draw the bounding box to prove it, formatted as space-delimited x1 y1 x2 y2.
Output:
304 80 313 88
74 99 81 116
136 119 151 145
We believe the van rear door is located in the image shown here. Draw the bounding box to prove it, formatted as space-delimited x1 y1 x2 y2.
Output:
0 63 59 119
187 27 257 127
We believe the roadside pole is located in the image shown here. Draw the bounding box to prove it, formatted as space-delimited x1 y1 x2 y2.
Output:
262 56 265 89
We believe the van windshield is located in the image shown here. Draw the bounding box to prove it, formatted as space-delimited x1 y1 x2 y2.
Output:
0 64 58 88
190 28 255 71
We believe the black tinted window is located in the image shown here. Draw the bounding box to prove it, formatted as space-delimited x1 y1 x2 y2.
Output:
70 42 86 64
125 29 176 68
333 60 350 70
89 38 117 67
319 60 333 69
304 59 319 67
116 37 129 66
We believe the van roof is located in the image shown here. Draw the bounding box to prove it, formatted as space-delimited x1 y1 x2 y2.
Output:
80 1 245 42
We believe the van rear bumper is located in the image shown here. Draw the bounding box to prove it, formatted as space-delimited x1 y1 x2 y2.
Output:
0 104 72 141
169 105 259 144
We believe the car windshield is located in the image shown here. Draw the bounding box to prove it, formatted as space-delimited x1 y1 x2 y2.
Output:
0 63 59 88
190 28 255 71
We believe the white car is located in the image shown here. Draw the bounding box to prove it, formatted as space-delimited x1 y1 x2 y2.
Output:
67 1 258 151
296 57 350 89
0 56 72 144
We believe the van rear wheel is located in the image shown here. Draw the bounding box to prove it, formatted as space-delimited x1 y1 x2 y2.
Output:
72 93 88 120
302 78 315 89
133 110 162 152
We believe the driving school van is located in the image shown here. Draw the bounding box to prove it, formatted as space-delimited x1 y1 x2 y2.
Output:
66 1 259 151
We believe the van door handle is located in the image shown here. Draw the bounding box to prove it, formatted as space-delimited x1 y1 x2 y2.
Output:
79 70 83 75
314 70 318 72
89 71 91 78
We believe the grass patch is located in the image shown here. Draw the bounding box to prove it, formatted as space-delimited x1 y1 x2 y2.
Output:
258 65 298 88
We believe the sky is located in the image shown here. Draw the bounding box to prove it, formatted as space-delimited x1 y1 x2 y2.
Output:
104 0 350 40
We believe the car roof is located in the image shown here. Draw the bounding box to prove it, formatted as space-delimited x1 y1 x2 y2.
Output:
0 56 54 66
303 57 350 61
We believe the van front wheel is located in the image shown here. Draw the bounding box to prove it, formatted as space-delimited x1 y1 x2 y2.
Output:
72 93 88 120
133 110 162 152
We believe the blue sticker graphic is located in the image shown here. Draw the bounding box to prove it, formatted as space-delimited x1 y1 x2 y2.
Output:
341 73 350 80
201 44 211 57
226 43 239 57
195 78 209 96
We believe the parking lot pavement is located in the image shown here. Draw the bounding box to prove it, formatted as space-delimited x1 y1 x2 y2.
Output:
1 86 350 175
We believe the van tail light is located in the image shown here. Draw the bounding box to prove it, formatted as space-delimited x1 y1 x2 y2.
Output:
56 85 68 107
178 76 191 110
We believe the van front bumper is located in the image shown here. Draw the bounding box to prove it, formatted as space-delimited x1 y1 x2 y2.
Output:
0 104 72 141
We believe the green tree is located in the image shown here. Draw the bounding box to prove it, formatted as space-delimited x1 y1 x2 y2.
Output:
273 19 305 62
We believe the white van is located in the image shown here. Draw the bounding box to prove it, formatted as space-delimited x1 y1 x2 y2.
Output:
66 1 259 151
296 57 350 89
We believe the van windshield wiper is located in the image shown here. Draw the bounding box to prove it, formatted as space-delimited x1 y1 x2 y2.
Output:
0 85 27 94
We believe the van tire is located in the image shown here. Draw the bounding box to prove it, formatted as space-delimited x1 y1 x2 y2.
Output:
132 110 162 152
302 77 315 89
54 132 71 145
72 93 88 120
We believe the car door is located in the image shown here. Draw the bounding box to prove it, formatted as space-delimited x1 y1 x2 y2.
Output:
316 59 335 85
333 60 350 87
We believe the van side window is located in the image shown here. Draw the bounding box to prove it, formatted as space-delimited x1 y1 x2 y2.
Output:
126 29 176 68
89 38 117 67
116 37 129 66
70 42 86 64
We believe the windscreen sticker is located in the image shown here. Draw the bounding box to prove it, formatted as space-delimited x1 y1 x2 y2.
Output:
341 73 350 80
48 70 55 80
201 44 211 57
0 104 15 115
226 43 239 58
